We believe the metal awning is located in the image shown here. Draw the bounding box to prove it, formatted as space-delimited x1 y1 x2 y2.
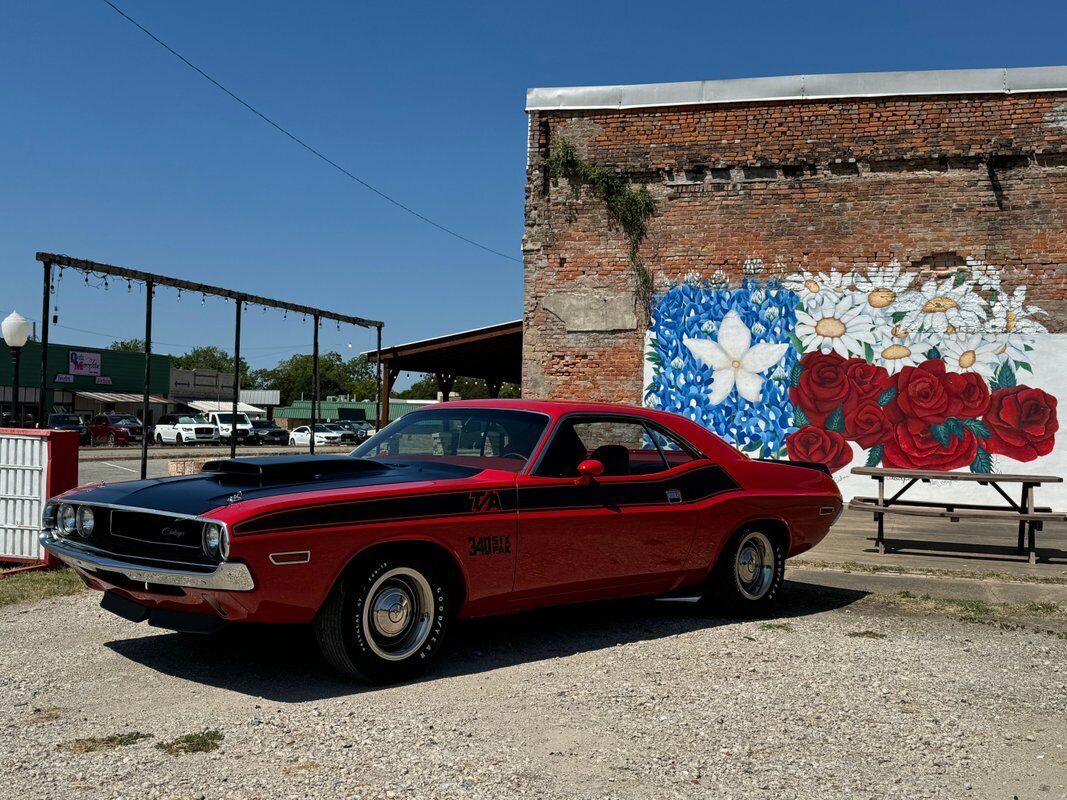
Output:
75 391 169 404
183 399 265 415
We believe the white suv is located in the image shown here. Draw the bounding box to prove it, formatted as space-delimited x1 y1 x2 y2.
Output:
154 414 219 446
206 411 254 443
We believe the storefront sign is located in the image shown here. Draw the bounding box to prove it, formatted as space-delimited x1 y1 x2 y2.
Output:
68 351 102 377
94 376 113 385
54 374 74 384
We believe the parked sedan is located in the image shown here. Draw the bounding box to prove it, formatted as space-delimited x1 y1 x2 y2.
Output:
47 413 90 445
333 419 376 441
288 424 343 447
322 423 358 444
249 419 289 446
88 413 144 446
41 399 841 686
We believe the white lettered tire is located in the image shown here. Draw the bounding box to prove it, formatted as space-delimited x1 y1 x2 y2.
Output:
315 555 451 684
700 528 785 617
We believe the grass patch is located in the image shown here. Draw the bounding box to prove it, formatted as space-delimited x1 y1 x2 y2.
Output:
24 706 62 725
759 622 795 632
59 732 151 753
793 558 1067 586
156 730 223 756
847 630 888 639
891 592 1065 620
0 568 85 607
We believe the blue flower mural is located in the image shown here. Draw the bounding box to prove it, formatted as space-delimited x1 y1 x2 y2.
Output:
644 277 802 458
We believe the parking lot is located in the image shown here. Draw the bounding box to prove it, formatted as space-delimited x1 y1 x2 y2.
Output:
1 577 1064 800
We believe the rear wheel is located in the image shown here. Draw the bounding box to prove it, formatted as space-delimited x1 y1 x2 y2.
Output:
315 555 451 684
155 433 163 445
699 528 785 617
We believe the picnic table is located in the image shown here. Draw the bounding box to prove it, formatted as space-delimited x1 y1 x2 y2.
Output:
848 466 1066 564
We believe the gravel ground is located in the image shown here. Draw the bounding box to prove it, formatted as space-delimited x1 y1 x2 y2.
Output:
1 580 1064 800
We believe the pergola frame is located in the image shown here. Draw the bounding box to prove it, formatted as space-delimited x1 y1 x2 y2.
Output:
36 253 384 478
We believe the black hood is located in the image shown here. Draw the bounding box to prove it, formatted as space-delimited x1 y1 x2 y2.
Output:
60 455 481 516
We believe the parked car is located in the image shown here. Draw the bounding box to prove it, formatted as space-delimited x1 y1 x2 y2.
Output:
322 422 358 444
88 413 144 446
248 419 288 446
154 414 220 446
333 419 375 441
40 400 841 685
288 424 342 447
47 413 90 444
205 411 253 443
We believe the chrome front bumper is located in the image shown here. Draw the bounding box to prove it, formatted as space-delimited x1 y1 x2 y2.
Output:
40 533 255 592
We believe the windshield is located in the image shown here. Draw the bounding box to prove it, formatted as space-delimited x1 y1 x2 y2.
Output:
215 413 251 425
251 420 278 429
111 416 140 425
49 415 82 425
352 408 548 472
177 415 209 424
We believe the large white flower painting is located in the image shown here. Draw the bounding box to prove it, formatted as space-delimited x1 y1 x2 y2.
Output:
683 310 789 405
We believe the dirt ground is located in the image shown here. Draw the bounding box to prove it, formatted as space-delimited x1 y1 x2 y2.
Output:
0 578 1064 800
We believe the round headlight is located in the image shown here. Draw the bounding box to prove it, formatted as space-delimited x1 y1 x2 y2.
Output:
202 523 223 558
76 506 95 537
58 504 77 536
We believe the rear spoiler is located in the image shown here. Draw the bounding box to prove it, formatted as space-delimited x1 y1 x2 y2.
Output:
755 458 830 475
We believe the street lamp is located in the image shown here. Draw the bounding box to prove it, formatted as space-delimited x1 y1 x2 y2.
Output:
2 311 31 426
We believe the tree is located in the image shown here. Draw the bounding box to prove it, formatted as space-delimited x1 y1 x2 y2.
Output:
171 346 252 384
255 353 378 405
109 338 145 352
394 374 520 399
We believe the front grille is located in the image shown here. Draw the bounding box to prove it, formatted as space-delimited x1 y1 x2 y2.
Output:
195 427 214 436
94 508 217 566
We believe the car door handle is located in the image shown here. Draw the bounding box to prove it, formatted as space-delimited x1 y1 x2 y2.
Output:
666 489 682 504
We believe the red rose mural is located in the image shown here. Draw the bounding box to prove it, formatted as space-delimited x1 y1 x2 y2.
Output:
983 386 1058 462
786 426 853 473
789 351 850 428
882 418 978 471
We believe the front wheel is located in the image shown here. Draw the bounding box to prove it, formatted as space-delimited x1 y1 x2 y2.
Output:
699 529 785 617
155 433 163 445
315 556 451 684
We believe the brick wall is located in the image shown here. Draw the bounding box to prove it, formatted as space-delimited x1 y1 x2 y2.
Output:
523 92 1067 403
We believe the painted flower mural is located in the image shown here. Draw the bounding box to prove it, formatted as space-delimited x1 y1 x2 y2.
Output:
644 258 1058 474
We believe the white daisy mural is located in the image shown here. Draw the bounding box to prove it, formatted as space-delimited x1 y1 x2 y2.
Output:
795 294 875 357
897 277 986 336
645 256 1058 476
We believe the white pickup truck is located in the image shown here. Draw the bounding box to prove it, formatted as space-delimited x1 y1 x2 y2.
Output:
205 410 254 443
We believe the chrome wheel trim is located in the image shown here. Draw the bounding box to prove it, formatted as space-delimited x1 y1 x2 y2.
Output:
735 531 775 601
361 567 434 662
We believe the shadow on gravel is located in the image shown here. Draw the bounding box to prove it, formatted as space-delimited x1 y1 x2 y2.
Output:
103 579 865 703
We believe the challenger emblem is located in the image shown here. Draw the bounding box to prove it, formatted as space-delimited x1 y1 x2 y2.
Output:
468 535 510 557
160 526 184 538
468 490 502 513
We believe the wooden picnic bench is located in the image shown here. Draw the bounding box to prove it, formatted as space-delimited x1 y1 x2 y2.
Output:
848 466 1066 564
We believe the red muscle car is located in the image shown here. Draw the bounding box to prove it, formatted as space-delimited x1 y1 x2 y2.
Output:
41 400 841 684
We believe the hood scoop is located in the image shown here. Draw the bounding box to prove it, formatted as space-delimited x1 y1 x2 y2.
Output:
200 455 390 483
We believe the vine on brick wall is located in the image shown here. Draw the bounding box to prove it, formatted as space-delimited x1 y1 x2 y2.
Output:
546 139 656 322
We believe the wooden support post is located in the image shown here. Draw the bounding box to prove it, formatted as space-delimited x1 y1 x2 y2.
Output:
380 365 398 428
140 281 154 479
436 372 456 402
374 324 382 431
231 298 242 460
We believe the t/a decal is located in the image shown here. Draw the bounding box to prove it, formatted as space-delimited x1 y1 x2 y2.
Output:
468 535 511 557
468 490 503 513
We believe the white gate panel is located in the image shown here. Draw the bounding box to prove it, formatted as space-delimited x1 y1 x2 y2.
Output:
0 434 47 561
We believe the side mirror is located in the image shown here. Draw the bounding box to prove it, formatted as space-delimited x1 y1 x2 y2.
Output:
576 459 605 486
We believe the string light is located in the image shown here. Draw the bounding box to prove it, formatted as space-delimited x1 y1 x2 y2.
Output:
127 280 132 293
177 288 182 302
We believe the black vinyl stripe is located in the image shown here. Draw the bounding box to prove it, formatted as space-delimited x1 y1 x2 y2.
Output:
236 464 739 535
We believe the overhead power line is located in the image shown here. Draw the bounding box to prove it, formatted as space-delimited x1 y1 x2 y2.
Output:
98 0 521 264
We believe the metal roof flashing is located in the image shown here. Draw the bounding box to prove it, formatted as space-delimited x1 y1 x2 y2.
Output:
526 66 1067 112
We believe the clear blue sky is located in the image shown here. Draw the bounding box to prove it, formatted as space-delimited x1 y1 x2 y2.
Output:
2 0 1064 380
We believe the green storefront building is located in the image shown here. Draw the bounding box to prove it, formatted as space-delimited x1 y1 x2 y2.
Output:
0 340 170 424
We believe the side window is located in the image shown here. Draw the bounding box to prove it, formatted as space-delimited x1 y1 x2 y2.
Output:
537 418 667 478
645 426 697 470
